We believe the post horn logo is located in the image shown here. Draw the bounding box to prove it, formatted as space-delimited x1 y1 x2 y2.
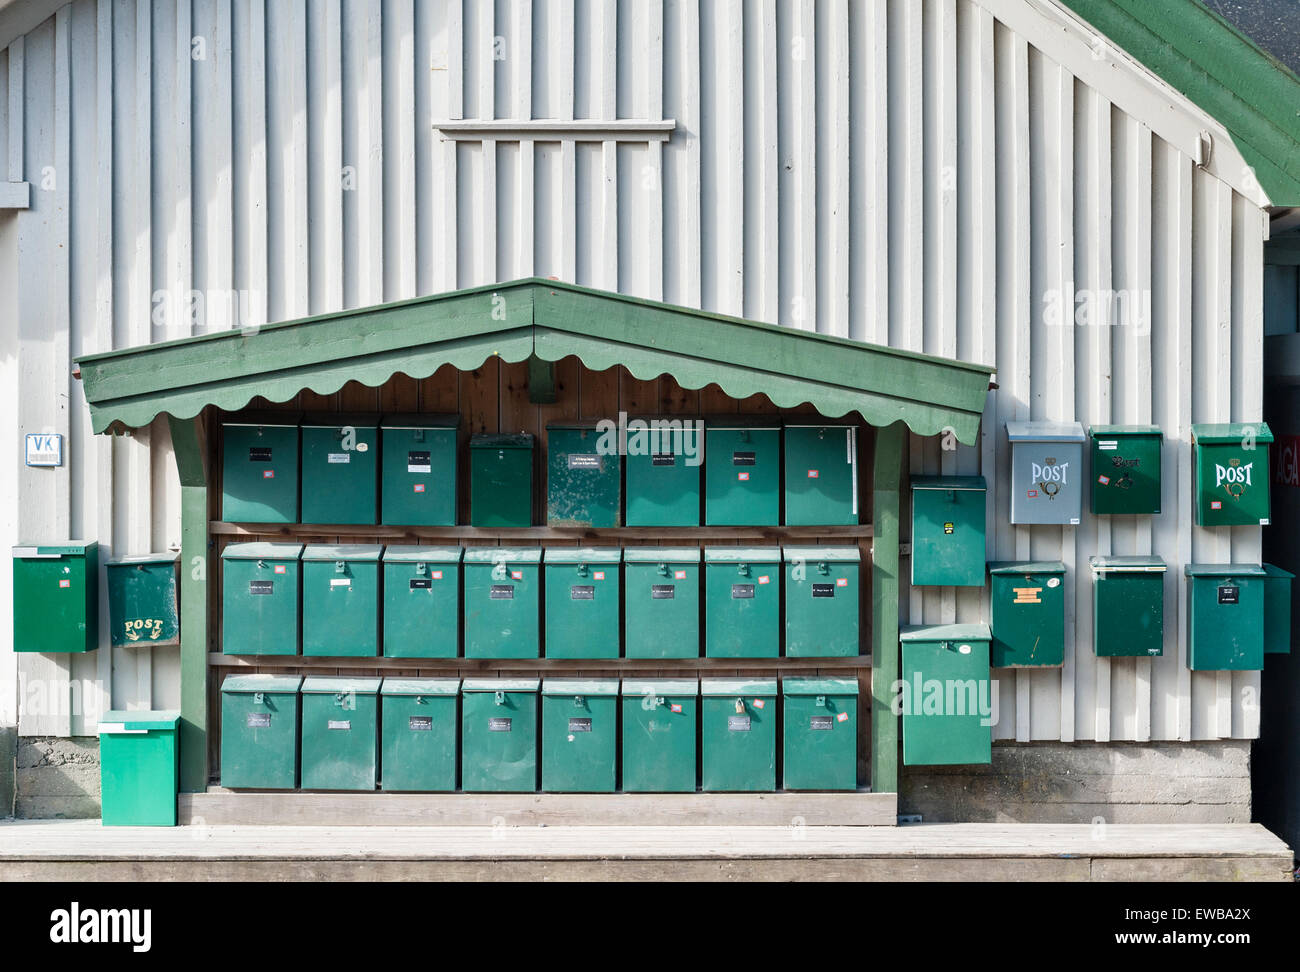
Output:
1039 457 1059 498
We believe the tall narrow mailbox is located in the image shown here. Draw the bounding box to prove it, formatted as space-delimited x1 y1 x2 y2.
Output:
462 547 541 658
382 546 462 658
1185 564 1267 671
704 417 781 526
781 677 859 791
469 433 534 527
1089 425 1162 515
704 546 781 658
623 547 701 659
1089 556 1166 658
783 546 860 657
900 623 993 766
988 561 1066 668
106 552 180 649
624 417 703 526
783 423 858 526
380 678 460 792
301 544 382 657
300 676 381 790
1192 423 1273 526
380 413 458 526
220 542 302 656
701 678 777 791
546 421 621 527
1262 563 1294 655
621 678 698 792
540 679 619 792
910 476 987 587
1006 421 1087 525
221 414 300 523
460 678 540 792
12 542 99 653
300 415 379 524
219 674 302 789
543 547 621 659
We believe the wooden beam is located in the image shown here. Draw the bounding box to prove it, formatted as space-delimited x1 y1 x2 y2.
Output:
168 415 209 792
871 421 907 795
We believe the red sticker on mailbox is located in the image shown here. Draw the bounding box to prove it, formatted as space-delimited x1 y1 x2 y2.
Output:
413 484 426 493
836 577 849 587
274 565 286 574
738 472 750 481
263 470 275 479
1097 475 1110 486
670 703 682 713
674 570 687 580
836 711 849 723
753 699 766 709
511 570 523 580
758 575 770 584
807 469 819 478
1027 489 1038 498
1211 500 1222 510
58 579 70 589
432 571 443 580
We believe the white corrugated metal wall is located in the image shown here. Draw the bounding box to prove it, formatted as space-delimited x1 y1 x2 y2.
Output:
0 0 1269 743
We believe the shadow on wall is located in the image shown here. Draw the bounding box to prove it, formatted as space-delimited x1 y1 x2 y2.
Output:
14 736 100 819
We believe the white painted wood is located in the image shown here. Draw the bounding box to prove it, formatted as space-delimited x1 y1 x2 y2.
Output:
435 118 676 140
0 180 27 207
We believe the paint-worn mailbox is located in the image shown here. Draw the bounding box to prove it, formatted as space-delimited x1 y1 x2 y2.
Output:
547 421 621 527
988 561 1066 668
106 553 180 649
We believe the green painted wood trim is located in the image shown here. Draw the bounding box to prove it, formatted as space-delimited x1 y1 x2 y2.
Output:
871 422 906 795
526 355 557 404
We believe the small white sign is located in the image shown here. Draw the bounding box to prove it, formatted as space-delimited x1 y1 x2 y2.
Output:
25 433 62 467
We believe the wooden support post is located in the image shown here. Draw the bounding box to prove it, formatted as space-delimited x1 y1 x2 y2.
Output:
871 421 906 795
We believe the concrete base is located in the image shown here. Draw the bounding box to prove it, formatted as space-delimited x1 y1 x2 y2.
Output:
15 736 100 820
0 727 14 819
902 741 1252 824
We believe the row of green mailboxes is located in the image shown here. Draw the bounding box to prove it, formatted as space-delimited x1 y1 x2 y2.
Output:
220 676 861 792
221 543 862 658
224 414 859 527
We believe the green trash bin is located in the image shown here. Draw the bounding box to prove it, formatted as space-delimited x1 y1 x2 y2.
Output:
624 416 703 526
1089 425 1163 515
544 547 621 659
704 417 781 526
220 542 302 656
781 677 858 791
12 542 100 654
900 623 993 766
1089 556 1166 658
380 413 459 526
301 544 382 657
1263 563 1294 655
98 710 180 826
220 674 302 789
541 679 619 792
1192 423 1273 527
988 561 1066 667
469 433 534 527
463 547 541 658
704 547 780 658
623 547 701 659
382 545 462 658
783 423 859 526
380 678 460 792
1185 564 1267 671
221 413 300 523
461 678 540 792
783 546 860 657
546 421 622 527
621 678 698 793
300 414 380 525
701 678 777 791
910 476 987 587
106 552 180 649
300 676 381 790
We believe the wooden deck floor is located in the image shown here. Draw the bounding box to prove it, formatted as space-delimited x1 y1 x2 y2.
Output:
0 820 1290 881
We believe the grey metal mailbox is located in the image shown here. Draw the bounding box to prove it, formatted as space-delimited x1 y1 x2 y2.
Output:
1006 421 1087 525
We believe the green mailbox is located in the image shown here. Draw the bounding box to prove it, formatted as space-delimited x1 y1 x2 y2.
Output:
381 413 458 526
910 476 987 587
541 679 619 792
1263 563 1294 654
12 542 99 653
783 546 860 657
621 678 698 792
380 678 459 792
1089 556 1166 657
463 547 541 658
624 416 702 526
221 413 299 523
461 678 539 792
1185 564 1267 671
783 423 858 526
547 421 621 527
219 674 302 789
900 623 993 766
1089 425 1162 515
300 414 379 524
106 552 180 649
300 676 381 790
782 677 858 791
98 710 180 826
988 561 1066 668
382 545 462 658
544 547 621 659
704 546 781 658
220 542 302 656
704 417 781 525
1192 423 1273 526
701 678 777 791
623 547 701 659
301 544 382 657
469 433 534 527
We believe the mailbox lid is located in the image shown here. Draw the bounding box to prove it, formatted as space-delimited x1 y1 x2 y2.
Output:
301 544 384 562
107 551 180 566
543 547 623 564
381 678 460 696
382 545 463 563
782 677 859 696
1006 421 1087 442
900 622 992 643
381 412 459 430
301 676 381 695
704 546 781 564
622 678 699 696
701 678 777 696
99 710 180 732
1090 555 1167 573
989 561 1066 575
221 542 304 561
1192 423 1275 444
462 677 540 693
13 541 97 557
470 433 534 450
910 475 988 492
301 412 379 430
623 547 701 564
223 411 301 428
1263 563 1296 580
462 546 542 564
222 674 303 694
542 679 620 697
705 415 782 431
1184 563 1267 578
782 546 861 563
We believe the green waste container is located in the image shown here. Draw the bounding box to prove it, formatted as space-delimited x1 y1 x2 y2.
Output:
988 561 1066 667
1185 564 1267 670
624 416 703 526
1089 556 1166 657
220 542 302 656
382 545 462 658
1089 425 1162 515
106 552 180 649
300 676 381 790
1263 563 1294 655
911 477 987 587
704 417 781 526
783 423 859 526
900 623 992 766
783 545 860 657
301 544 382 657
541 679 619 792
781 677 858 791
221 413 300 523
621 678 698 793
300 414 379 525
623 547 701 659
12 542 99 653
380 678 460 792
220 674 302 789
461 678 540 792
98 710 180 826
701 678 777 791
704 546 780 658
380 413 459 526
544 547 621 659
469 433 534 527
463 547 541 658
1192 423 1273 526
546 421 621 527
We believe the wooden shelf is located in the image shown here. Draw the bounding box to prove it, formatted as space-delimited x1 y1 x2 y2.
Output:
208 653 873 671
209 521 873 542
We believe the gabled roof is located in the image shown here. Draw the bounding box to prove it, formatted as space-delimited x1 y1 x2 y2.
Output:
75 279 995 445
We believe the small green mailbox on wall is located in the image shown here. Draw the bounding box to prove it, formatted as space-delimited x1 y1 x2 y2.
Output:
1192 423 1273 526
106 552 180 649
1185 564 1267 671
1089 556 1166 658
988 561 1066 667
12 542 99 653
300 415 380 525
1089 425 1162 515
910 476 987 587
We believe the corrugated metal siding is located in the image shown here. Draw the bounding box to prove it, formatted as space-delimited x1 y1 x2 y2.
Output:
0 0 1266 741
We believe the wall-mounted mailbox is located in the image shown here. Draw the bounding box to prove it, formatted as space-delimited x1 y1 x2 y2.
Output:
624 417 702 526
469 433 534 527
782 546 860 657
910 476 987 587
988 561 1066 667
380 413 458 526
220 542 302 656
1089 425 1162 515
704 546 781 658
1192 423 1273 527
380 678 460 792
1185 564 1267 671
1263 563 1294 655
300 415 379 525
900 623 993 766
701 678 777 791
382 545 462 658
462 547 541 658
544 547 622 659
106 552 180 649
300 676 381 790
623 547 701 659
546 422 621 527
781 677 859 791
1006 421 1086 525
621 678 698 792
704 417 780 526
301 544 382 657
541 679 619 792
219 674 302 789
1089 556 1166 658
460 678 540 792
221 414 299 523
12 542 99 654
783 423 858 525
